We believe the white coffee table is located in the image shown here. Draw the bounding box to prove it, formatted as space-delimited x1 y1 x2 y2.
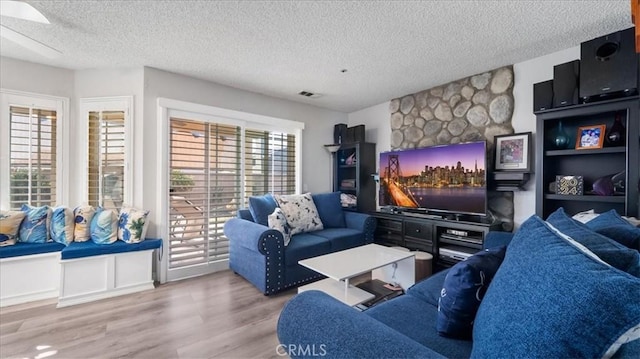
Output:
297 244 415 307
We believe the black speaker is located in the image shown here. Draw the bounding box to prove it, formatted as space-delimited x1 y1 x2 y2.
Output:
580 27 639 102
553 60 580 107
333 123 347 144
533 80 554 112
352 125 365 143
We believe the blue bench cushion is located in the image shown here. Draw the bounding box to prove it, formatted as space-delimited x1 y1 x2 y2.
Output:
285 233 331 266
61 238 162 260
0 241 65 259
311 228 363 252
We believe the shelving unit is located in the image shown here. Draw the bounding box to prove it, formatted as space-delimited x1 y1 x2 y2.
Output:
535 96 639 218
334 142 376 212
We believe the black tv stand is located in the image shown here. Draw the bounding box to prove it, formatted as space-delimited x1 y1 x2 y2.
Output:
370 211 505 271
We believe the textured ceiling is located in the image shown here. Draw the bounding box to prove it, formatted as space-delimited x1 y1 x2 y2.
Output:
0 0 633 112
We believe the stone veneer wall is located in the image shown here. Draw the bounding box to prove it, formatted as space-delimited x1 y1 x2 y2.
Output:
388 66 515 230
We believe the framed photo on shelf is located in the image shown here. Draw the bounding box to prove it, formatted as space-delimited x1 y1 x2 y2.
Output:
494 132 532 172
575 124 606 150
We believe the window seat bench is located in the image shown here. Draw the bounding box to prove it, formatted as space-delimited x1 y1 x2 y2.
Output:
0 239 162 308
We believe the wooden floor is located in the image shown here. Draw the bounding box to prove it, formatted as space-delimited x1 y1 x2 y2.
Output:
0 270 298 359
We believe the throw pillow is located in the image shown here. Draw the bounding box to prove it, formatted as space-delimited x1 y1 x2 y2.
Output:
546 208 640 276
312 192 346 228
471 215 640 359
73 205 96 242
90 208 118 245
50 206 75 245
437 246 507 339
18 204 51 243
248 194 278 226
0 210 26 246
118 206 150 243
586 209 640 250
274 193 324 235
268 207 292 246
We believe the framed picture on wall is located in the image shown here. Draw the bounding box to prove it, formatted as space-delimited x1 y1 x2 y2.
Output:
494 132 532 172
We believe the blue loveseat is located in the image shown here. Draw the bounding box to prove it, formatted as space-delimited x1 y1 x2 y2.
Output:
278 211 640 359
223 192 376 295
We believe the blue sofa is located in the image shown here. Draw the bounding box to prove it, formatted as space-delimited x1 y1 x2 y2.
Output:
277 213 640 359
223 192 377 295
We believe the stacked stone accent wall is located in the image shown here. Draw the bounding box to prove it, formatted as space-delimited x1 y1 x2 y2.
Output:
388 66 515 230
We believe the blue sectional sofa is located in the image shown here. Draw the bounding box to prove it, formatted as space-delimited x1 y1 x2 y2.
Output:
223 192 376 295
278 212 640 359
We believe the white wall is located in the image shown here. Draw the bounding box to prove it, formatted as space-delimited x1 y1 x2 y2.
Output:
0 57 74 98
347 46 581 228
73 68 145 206
142 67 348 237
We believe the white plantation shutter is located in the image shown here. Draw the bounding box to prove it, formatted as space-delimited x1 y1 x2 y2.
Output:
88 110 126 210
244 129 296 201
8 106 57 209
169 119 242 269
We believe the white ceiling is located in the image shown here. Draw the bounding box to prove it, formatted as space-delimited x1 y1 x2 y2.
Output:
0 0 633 113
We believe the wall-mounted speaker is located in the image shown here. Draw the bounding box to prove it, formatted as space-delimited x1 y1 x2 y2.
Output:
333 123 347 144
533 80 553 112
553 60 580 107
580 27 639 102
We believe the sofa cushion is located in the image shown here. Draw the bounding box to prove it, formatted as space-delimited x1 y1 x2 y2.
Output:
248 194 277 226
312 192 346 228
546 208 640 276
274 193 323 235
586 209 640 250
366 294 473 359
117 206 150 243
471 215 640 359
19 204 51 243
268 208 292 246
50 206 75 245
0 210 26 246
437 246 506 339
90 208 118 245
285 233 331 266
407 268 448 306
73 205 96 242
311 228 363 252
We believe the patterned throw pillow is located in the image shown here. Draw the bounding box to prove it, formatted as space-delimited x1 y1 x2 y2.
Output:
268 207 292 246
90 208 118 245
0 210 26 246
19 205 52 243
73 205 96 242
118 207 150 243
50 206 75 245
273 193 324 235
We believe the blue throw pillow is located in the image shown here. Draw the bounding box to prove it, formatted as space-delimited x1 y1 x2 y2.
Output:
18 204 51 243
312 192 346 228
547 208 640 276
248 194 277 226
586 209 640 250
437 246 506 339
471 216 640 359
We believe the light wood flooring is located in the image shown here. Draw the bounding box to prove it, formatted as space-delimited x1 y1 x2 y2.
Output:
0 270 298 359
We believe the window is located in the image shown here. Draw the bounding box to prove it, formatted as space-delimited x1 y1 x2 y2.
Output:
159 98 303 281
88 110 126 210
80 97 132 210
0 91 68 210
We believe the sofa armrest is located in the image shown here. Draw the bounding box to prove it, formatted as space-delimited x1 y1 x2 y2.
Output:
277 290 445 359
344 212 376 243
223 217 284 255
483 231 514 250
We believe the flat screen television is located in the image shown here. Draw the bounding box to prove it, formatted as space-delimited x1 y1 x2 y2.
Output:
379 141 487 216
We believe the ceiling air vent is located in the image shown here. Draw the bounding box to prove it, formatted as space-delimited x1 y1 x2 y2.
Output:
298 91 321 98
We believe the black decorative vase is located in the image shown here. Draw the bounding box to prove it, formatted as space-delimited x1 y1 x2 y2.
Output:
553 121 570 149
606 114 626 146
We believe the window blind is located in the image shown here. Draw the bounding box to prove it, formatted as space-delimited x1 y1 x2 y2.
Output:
88 111 126 210
9 106 57 209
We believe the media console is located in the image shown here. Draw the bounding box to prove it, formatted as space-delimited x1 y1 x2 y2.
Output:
370 211 504 272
